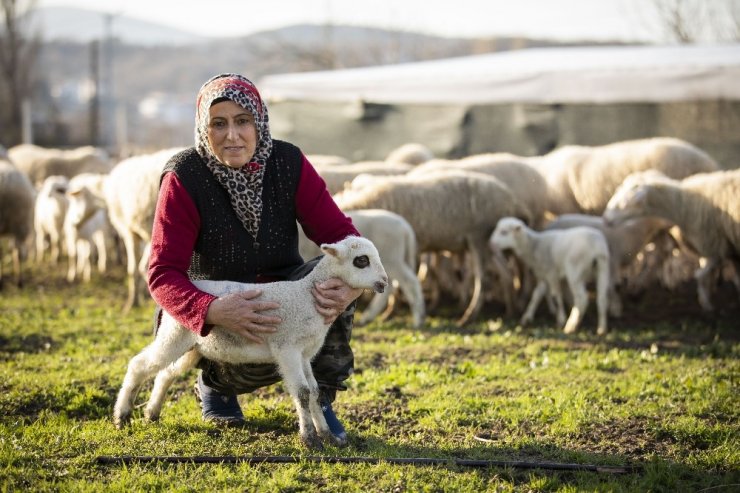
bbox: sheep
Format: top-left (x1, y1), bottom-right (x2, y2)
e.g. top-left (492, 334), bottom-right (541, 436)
top-left (0, 159), bottom-right (36, 288)
top-left (533, 137), bottom-right (721, 216)
top-left (334, 170), bottom-right (532, 325)
top-left (490, 217), bottom-right (611, 335)
top-left (306, 154), bottom-right (351, 167)
top-left (542, 213), bottom-right (675, 317)
top-left (385, 143), bottom-right (434, 166)
top-left (113, 236), bottom-right (388, 449)
top-left (7, 144), bottom-right (112, 187)
top-left (318, 161), bottom-right (413, 195)
top-left (104, 148), bottom-right (184, 311)
top-left (64, 180), bottom-right (113, 282)
top-left (299, 209), bottom-right (425, 328)
top-left (33, 175), bottom-right (70, 264)
top-left (603, 168), bottom-right (740, 312)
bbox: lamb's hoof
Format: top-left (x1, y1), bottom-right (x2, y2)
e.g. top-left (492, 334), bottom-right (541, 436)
top-left (320, 429), bottom-right (348, 448)
top-left (563, 325), bottom-right (577, 334)
top-left (597, 326), bottom-right (608, 336)
top-left (113, 413), bottom-right (129, 429)
top-left (301, 432), bottom-right (324, 451)
top-left (144, 410), bottom-right (160, 422)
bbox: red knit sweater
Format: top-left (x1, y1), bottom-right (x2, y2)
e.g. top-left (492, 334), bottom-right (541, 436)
top-left (148, 153), bottom-right (359, 336)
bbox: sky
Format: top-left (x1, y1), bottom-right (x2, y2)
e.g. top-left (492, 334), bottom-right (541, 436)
top-left (37, 0), bottom-right (668, 43)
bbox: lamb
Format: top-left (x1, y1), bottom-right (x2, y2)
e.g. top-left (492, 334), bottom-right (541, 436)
top-left (542, 213), bottom-right (674, 316)
top-left (8, 144), bottom-right (112, 187)
top-left (104, 148), bottom-right (184, 310)
top-left (113, 236), bottom-right (388, 449)
top-left (33, 175), bottom-right (69, 264)
top-left (64, 180), bottom-right (113, 282)
top-left (603, 168), bottom-right (740, 312)
top-left (0, 159), bottom-right (36, 288)
top-left (533, 137), bottom-right (720, 215)
top-left (299, 209), bottom-right (425, 328)
top-left (335, 170), bottom-right (532, 325)
top-left (490, 217), bottom-right (611, 335)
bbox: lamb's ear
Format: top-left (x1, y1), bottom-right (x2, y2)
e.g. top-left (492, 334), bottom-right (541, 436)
top-left (321, 241), bottom-right (349, 259)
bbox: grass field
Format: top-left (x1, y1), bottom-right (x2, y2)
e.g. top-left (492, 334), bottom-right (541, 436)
top-left (1, 262), bottom-right (738, 492)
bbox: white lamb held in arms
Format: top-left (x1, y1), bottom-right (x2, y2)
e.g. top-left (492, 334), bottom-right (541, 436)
top-left (490, 217), bottom-right (610, 335)
top-left (113, 236), bottom-right (388, 450)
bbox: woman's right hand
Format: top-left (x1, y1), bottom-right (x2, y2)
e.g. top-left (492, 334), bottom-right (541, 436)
top-left (205, 289), bottom-right (281, 343)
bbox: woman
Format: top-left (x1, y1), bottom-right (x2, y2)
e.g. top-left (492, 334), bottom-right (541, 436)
top-left (148, 73), bottom-right (363, 445)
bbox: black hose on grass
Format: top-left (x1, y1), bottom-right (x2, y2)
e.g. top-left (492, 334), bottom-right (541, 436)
top-left (95, 455), bottom-right (639, 474)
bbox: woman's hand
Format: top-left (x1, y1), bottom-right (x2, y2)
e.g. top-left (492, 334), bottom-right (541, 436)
top-left (312, 278), bottom-right (364, 324)
top-left (205, 289), bottom-right (281, 343)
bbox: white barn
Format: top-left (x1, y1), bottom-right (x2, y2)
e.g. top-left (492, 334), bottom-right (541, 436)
top-left (260, 43), bottom-right (740, 167)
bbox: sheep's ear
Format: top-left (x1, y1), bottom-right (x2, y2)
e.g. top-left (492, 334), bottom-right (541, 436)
top-left (321, 242), bottom-right (348, 259)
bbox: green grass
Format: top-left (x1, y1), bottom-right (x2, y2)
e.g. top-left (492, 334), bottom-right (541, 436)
top-left (0, 262), bottom-right (738, 492)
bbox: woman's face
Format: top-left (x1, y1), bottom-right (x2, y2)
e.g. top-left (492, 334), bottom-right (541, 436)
top-left (207, 100), bottom-right (258, 168)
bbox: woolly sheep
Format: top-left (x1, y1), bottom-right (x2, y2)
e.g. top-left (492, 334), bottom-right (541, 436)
top-left (317, 161), bottom-right (413, 195)
top-left (490, 217), bottom-right (611, 334)
top-left (8, 144), bottom-right (112, 187)
top-left (0, 159), bottom-right (36, 288)
top-left (306, 154), bottom-right (351, 167)
top-left (408, 153), bottom-right (550, 228)
top-left (299, 209), bottom-right (425, 328)
top-left (113, 236), bottom-right (388, 449)
top-left (604, 168), bottom-right (740, 312)
top-left (533, 137), bottom-right (720, 215)
top-left (385, 143), bottom-right (434, 166)
top-left (335, 170), bottom-right (532, 325)
top-left (34, 175), bottom-right (69, 264)
top-left (543, 213), bottom-right (674, 317)
top-left (104, 148), bottom-right (184, 310)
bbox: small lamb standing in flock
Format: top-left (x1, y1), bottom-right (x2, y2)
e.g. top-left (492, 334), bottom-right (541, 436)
top-left (490, 217), bottom-right (610, 335)
top-left (114, 236), bottom-right (388, 450)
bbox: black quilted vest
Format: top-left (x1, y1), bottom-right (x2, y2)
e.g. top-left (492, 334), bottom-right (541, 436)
top-left (161, 140), bottom-right (304, 283)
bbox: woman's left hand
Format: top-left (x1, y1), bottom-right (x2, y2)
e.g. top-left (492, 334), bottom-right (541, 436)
top-left (311, 278), bottom-right (364, 324)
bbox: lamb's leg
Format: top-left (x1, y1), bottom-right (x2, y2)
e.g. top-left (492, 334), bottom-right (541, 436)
top-left (113, 334), bottom-right (192, 428)
top-left (396, 264), bottom-right (426, 328)
top-left (274, 349), bottom-right (322, 450)
top-left (145, 349), bottom-right (201, 422)
top-left (521, 280), bottom-right (547, 326)
top-left (93, 230), bottom-right (107, 273)
top-left (563, 276), bottom-right (588, 335)
top-left (302, 359), bottom-right (345, 447)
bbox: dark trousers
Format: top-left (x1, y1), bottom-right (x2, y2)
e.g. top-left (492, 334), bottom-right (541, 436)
top-left (155, 256), bottom-right (355, 403)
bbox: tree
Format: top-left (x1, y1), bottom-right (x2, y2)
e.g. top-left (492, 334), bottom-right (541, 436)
top-left (0, 0), bottom-right (39, 146)
top-left (649, 0), bottom-right (740, 43)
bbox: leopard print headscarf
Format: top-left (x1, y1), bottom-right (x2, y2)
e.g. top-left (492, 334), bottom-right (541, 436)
top-left (194, 73), bottom-right (273, 241)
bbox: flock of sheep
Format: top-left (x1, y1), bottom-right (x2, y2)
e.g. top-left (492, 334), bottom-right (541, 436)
top-left (1, 137), bottom-right (738, 334)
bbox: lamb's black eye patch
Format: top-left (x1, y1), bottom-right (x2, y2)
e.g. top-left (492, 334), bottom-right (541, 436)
top-left (353, 255), bottom-right (369, 268)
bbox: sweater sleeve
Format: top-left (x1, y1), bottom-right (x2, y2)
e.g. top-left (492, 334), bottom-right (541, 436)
top-left (295, 154), bottom-right (360, 244)
top-left (148, 172), bottom-right (216, 336)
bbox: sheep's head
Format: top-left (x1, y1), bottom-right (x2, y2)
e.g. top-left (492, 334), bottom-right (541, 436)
top-left (490, 216), bottom-right (525, 252)
top-left (321, 236), bottom-right (388, 293)
top-left (603, 170), bottom-right (675, 226)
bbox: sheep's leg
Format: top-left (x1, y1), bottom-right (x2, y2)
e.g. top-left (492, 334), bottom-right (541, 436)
top-left (396, 265), bottom-right (426, 328)
top-left (113, 335), bottom-right (193, 428)
top-left (563, 275), bottom-right (588, 335)
top-left (694, 257), bottom-right (719, 311)
top-left (92, 230), bottom-right (107, 273)
top-left (302, 358), bottom-right (345, 447)
top-left (521, 280), bottom-right (547, 326)
top-left (274, 349), bottom-right (322, 450)
top-left (145, 349), bottom-right (201, 422)
top-left (487, 242), bottom-right (516, 317)
top-left (120, 231), bottom-right (139, 312)
top-left (607, 259), bottom-right (623, 318)
top-left (78, 241), bottom-right (92, 282)
top-left (595, 256), bottom-right (611, 335)
top-left (457, 240), bottom-right (488, 327)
